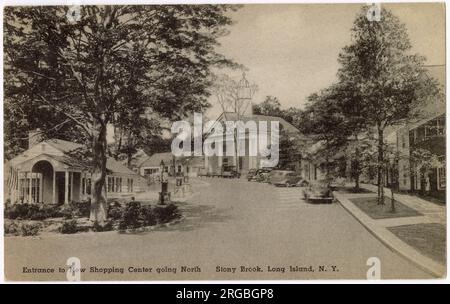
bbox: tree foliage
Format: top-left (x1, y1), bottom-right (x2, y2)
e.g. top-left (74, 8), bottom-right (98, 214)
top-left (4, 5), bottom-right (239, 222)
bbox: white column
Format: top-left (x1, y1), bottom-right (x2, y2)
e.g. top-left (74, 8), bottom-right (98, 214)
top-left (70, 172), bottom-right (74, 201)
top-left (28, 172), bottom-right (32, 203)
top-left (64, 170), bottom-right (69, 204)
top-left (39, 173), bottom-right (43, 203)
top-left (79, 173), bottom-right (83, 200)
top-left (218, 154), bottom-right (223, 171)
top-left (52, 171), bottom-right (56, 204)
top-left (16, 172), bottom-right (22, 204)
top-left (204, 155), bottom-right (209, 173)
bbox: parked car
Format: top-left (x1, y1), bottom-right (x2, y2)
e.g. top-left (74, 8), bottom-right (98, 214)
top-left (254, 168), bottom-right (272, 182)
top-left (303, 180), bottom-right (333, 204)
top-left (329, 177), bottom-right (347, 190)
top-left (221, 165), bottom-right (241, 178)
top-left (268, 170), bottom-right (295, 184)
top-left (246, 169), bottom-right (258, 181)
top-left (273, 172), bottom-right (303, 187)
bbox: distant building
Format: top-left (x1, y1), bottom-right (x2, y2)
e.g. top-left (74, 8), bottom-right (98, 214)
top-left (203, 112), bottom-right (303, 175)
top-left (5, 138), bottom-right (143, 205)
top-left (138, 152), bottom-right (204, 178)
top-left (126, 149), bottom-right (151, 174)
top-left (138, 152), bottom-right (176, 177)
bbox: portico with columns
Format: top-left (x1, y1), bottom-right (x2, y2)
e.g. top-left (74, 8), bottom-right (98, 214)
top-left (5, 138), bottom-right (141, 205)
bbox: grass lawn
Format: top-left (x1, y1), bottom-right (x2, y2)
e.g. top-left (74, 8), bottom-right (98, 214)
top-left (336, 187), bottom-right (373, 194)
top-left (388, 223), bottom-right (446, 264)
top-left (349, 197), bottom-right (422, 219)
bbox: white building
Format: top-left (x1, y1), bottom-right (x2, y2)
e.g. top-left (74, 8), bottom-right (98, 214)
top-left (5, 138), bottom-right (143, 205)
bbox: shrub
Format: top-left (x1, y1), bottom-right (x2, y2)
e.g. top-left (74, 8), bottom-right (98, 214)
top-left (59, 220), bottom-right (79, 234)
top-left (92, 220), bottom-right (114, 232)
top-left (20, 223), bottom-right (41, 236)
top-left (4, 220), bottom-right (20, 236)
top-left (69, 200), bottom-right (91, 217)
top-left (154, 203), bottom-right (181, 224)
top-left (140, 205), bottom-right (157, 226)
top-left (5, 203), bottom-right (31, 219)
top-left (5, 203), bottom-right (62, 220)
top-left (118, 201), bottom-right (142, 230)
top-left (58, 205), bottom-right (74, 219)
top-left (108, 202), bottom-right (123, 220)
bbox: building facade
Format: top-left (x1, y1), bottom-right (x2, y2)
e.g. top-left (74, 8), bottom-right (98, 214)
top-left (5, 139), bottom-right (142, 205)
top-left (203, 112), bottom-right (303, 175)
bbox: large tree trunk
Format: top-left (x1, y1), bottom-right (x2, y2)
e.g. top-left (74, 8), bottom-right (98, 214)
top-left (89, 121), bottom-right (108, 224)
top-left (354, 158), bottom-right (360, 191)
top-left (353, 135), bottom-right (360, 191)
top-left (377, 127), bottom-right (385, 205)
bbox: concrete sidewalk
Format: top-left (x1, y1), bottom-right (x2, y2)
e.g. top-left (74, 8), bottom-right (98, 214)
top-left (335, 184), bottom-right (446, 278)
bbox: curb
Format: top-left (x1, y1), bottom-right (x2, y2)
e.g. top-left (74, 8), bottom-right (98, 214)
top-left (334, 192), bottom-right (446, 278)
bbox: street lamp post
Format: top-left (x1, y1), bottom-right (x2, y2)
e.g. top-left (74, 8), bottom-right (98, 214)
top-left (159, 160), bottom-right (169, 204)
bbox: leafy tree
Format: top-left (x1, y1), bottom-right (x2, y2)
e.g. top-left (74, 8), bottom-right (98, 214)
top-left (253, 96), bottom-right (283, 117)
top-left (4, 5), bottom-right (238, 223)
top-left (299, 86), bottom-right (350, 178)
top-left (110, 108), bottom-right (162, 168)
top-left (277, 129), bottom-right (301, 170)
top-left (337, 6), bottom-right (441, 204)
top-left (410, 148), bottom-right (445, 196)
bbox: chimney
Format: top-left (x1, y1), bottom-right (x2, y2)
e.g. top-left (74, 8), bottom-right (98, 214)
top-left (28, 128), bottom-right (43, 148)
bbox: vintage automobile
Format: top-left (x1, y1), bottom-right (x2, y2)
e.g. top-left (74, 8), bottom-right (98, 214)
top-left (273, 172), bottom-right (302, 187)
top-left (254, 168), bottom-right (272, 182)
top-left (303, 180), bottom-right (334, 204)
top-left (246, 169), bottom-right (258, 181)
top-left (268, 170), bottom-right (296, 185)
top-left (221, 165), bottom-right (241, 178)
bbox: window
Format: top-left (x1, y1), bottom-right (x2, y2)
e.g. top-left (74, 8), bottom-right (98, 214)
top-left (401, 135), bottom-right (406, 149)
top-left (19, 174), bottom-right (41, 203)
top-left (438, 156), bottom-right (446, 190)
top-left (437, 116), bottom-right (446, 135)
top-left (86, 178), bottom-right (91, 195)
top-left (116, 177), bottom-right (122, 193)
top-left (127, 178), bottom-right (134, 193)
top-left (108, 176), bottom-right (114, 193)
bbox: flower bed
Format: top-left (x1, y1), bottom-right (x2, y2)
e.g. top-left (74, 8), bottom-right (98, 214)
top-left (4, 201), bottom-right (182, 237)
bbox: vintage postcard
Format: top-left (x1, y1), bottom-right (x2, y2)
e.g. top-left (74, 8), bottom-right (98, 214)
top-left (2, 1), bottom-right (447, 282)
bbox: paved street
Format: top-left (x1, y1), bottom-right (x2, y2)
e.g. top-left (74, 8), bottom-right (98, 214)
top-left (4, 178), bottom-right (432, 281)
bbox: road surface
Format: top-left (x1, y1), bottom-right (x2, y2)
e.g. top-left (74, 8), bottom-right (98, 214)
top-left (4, 178), bottom-right (432, 280)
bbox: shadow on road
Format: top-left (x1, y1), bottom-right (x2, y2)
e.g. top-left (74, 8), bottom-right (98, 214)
top-left (121, 201), bottom-right (234, 235)
top-left (161, 201), bottom-right (234, 232)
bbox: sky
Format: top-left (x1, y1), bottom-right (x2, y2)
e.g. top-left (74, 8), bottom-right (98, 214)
top-left (206, 3), bottom-right (446, 119)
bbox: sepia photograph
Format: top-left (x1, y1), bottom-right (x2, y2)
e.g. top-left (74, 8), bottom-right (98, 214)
top-left (1, 1), bottom-right (447, 282)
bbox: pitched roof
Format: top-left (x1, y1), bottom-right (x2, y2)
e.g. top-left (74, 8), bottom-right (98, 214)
top-left (125, 149), bottom-right (150, 169)
top-left (106, 158), bottom-right (136, 175)
top-left (207, 112), bottom-right (301, 136)
top-left (44, 139), bottom-right (84, 153)
top-left (13, 138), bottom-right (137, 175)
top-left (140, 152), bottom-right (175, 168)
